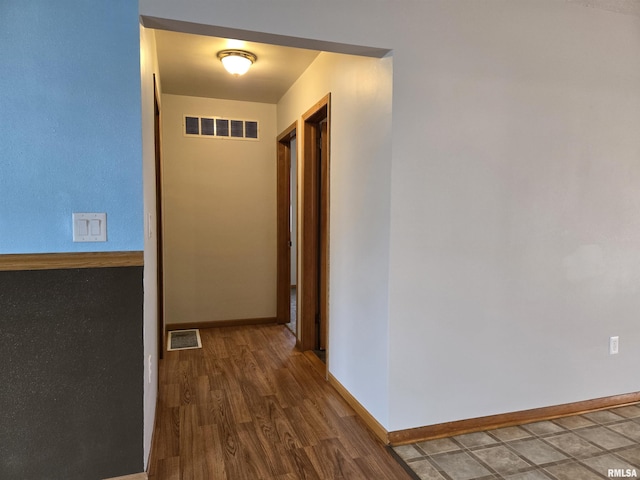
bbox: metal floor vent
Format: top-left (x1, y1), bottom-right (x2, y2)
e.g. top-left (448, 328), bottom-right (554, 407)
top-left (167, 329), bottom-right (202, 351)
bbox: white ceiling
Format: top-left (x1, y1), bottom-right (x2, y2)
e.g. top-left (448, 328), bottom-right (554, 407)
top-left (154, 29), bottom-right (321, 104)
top-left (152, 0), bottom-right (640, 104)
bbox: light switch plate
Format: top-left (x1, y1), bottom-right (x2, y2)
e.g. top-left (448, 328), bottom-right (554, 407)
top-left (73, 213), bottom-right (107, 242)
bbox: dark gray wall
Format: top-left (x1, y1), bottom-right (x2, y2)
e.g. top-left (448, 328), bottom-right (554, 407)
top-left (0, 267), bottom-right (143, 480)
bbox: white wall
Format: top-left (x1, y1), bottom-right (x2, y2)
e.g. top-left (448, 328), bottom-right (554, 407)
top-left (387, 1), bottom-right (640, 431)
top-left (139, 24), bottom-right (159, 468)
top-left (277, 52), bottom-right (393, 425)
top-left (162, 94), bottom-right (277, 325)
top-left (141, 0), bottom-right (640, 434)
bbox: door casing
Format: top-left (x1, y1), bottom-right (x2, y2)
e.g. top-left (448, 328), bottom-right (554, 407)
top-left (276, 94), bottom-right (331, 356)
top-left (276, 122), bottom-right (296, 326)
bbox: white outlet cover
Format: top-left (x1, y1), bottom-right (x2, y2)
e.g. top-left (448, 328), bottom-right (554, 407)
top-left (610, 336), bottom-right (619, 355)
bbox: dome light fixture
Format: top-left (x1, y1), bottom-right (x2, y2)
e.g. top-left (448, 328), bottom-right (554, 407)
top-left (217, 49), bottom-right (257, 76)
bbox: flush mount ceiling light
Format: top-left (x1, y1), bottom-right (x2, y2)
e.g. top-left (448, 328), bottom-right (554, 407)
top-left (217, 50), bottom-right (257, 76)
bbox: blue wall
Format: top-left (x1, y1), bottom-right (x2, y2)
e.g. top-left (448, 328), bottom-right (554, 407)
top-left (0, 0), bottom-right (142, 253)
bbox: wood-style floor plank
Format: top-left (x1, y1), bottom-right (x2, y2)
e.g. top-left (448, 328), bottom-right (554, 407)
top-left (148, 324), bottom-right (411, 480)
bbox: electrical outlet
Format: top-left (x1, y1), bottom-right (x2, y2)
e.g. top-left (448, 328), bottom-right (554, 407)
top-left (609, 336), bottom-right (619, 355)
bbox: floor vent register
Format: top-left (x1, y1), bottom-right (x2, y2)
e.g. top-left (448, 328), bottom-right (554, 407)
top-left (167, 329), bottom-right (202, 351)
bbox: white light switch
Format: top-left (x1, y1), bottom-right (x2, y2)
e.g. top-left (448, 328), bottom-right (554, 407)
top-left (76, 219), bottom-right (88, 236)
top-left (73, 213), bottom-right (107, 242)
top-left (90, 219), bottom-right (101, 236)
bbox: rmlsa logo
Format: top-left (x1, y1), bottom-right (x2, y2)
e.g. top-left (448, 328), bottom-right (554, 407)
top-left (609, 469), bottom-right (638, 478)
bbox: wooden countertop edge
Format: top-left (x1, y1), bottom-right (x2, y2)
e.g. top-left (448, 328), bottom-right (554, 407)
top-left (0, 251), bottom-right (144, 271)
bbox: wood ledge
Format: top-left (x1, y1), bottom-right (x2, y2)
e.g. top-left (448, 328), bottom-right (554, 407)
top-left (0, 251), bottom-right (144, 271)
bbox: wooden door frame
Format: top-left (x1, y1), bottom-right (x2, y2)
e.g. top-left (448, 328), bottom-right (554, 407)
top-left (276, 94), bottom-right (331, 353)
top-left (318, 120), bottom-right (328, 351)
top-left (300, 94), bottom-right (331, 353)
top-left (276, 122), bottom-right (297, 326)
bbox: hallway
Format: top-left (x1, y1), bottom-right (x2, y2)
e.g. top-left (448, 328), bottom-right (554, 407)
top-left (147, 324), bottom-right (411, 479)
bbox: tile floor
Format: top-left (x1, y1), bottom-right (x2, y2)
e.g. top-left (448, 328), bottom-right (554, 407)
top-left (393, 404), bottom-right (640, 480)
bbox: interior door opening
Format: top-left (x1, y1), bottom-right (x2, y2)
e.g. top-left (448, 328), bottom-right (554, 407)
top-left (276, 94), bottom-right (330, 368)
top-left (301, 94), bottom-right (330, 362)
top-left (277, 123), bottom-right (296, 332)
top-left (289, 136), bottom-right (298, 336)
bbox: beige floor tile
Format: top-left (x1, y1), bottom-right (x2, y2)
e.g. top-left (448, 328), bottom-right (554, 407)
top-left (611, 405), bottom-right (640, 419)
top-left (408, 459), bottom-right (447, 480)
top-left (544, 461), bottom-right (603, 480)
top-left (508, 438), bottom-right (567, 465)
top-left (394, 444), bottom-right (424, 461)
top-left (542, 432), bottom-right (603, 458)
top-left (608, 421), bottom-right (640, 442)
top-left (416, 437), bottom-right (462, 455)
top-left (453, 431), bottom-right (499, 448)
top-left (489, 425), bottom-right (532, 442)
top-left (430, 452), bottom-right (492, 480)
top-left (504, 471), bottom-right (553, 480)
top-left (552, 415), bottom-right (595, 430)
top-left (471, 445), bottom-right (532, 474)
top-left (615, 445), bottom-right (640, 466)
top-left (522, 421), bottom-right (566, 436)
top-left (581, 453), bottom-right (638, 476)
top-left (583, 410), bottom-right (626, 424)
top-left (574, 426), bottom-right (635, 450)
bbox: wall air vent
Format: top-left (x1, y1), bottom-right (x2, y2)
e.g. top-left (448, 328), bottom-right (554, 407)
top-left (245, 121), bottom-right (258, 139)
top-left (216, 119), bottom-right (229, 137)
top-left (201, 117), bottom-right (215, 136)
top-left (185, 116), bottom-right (200, 135)
top-left (231, 120), bottom-right (243, 138)
top-left (183, 115), bottom-right (259, 141)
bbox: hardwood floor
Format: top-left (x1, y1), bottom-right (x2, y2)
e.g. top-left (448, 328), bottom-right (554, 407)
top-left (148, 324), bottom-right (412, 480)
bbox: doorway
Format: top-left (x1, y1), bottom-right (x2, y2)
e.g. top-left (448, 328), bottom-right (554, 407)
top-left (277, 122), bottom-right (297, 332)
top-left (277, 95), bottom-right (330, 358)
top-left (289, 136), bottom-right (298, 336)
